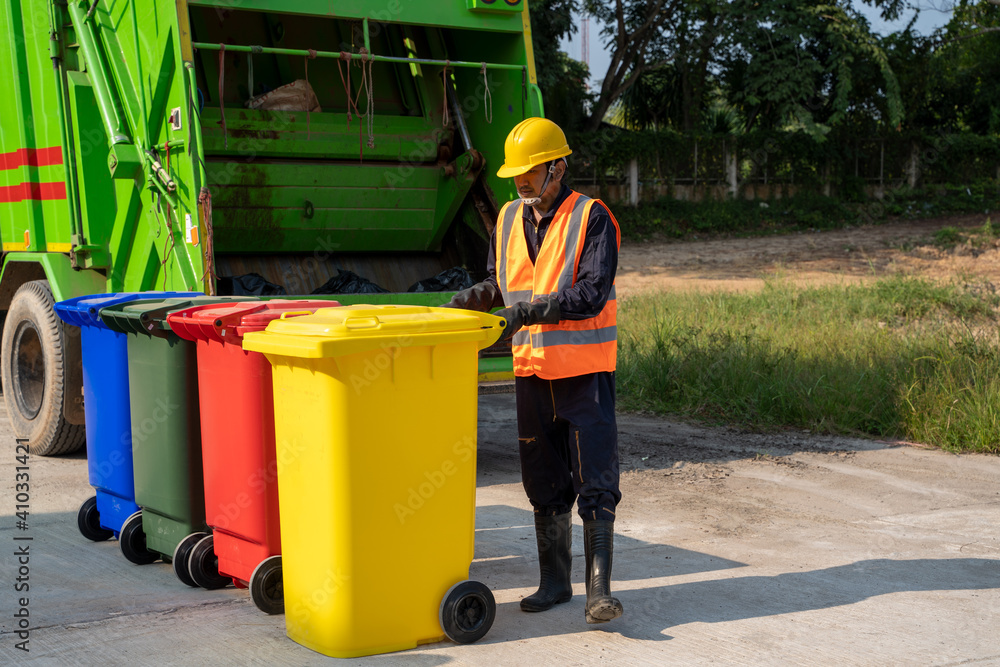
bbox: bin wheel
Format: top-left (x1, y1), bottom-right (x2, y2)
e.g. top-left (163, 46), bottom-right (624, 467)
top-left (249, 555), bottom-right (284, 615)
top-left (119, 512), bottom-right (158, 565)
top-left (188, 534), bottom-right (231, 590)
top-left (172, 532), bottom-right (208, 588)
top-left (77, 496), bottom-right (113, 542)
top-left (439, 580), bottom-right (496, 644)
top-left (0, 280), bottom-right (85, 456)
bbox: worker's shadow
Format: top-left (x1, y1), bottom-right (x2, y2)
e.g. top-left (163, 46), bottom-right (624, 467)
top-left (471, 503), bottom-right (742, 644)
top-left (471, 505), bottom-right (999, 644)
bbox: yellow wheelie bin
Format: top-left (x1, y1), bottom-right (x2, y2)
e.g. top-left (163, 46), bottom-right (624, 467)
top-left (242, 304), bottom-right (504, 658)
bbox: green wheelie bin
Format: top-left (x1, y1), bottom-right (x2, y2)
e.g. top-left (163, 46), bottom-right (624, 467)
top-left (99, 295), bottom-right (259, 587)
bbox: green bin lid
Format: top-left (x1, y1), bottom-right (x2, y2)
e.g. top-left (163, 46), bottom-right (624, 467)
top-left (242, 304), bottom-right (505, 359)
top-left (99, 296), bottom-right (261, 338)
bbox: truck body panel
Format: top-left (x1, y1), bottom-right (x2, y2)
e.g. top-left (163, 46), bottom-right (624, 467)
top-left (2, 0), bottom-right (541, 298)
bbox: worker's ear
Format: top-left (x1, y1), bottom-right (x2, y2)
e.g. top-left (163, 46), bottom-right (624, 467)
top-left (553, 159), bottom-right (567, 183)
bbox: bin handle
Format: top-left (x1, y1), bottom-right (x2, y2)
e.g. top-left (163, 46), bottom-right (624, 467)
top-left (278, 310), bottom-right (314, 320)
top-left (344, 316), bottom-right (380, 330)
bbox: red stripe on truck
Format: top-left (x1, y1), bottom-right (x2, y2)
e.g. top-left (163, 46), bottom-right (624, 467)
top-left (0, 147), bottom-right (64, 170)
top-left (0, 181), bottom-right (68, 203)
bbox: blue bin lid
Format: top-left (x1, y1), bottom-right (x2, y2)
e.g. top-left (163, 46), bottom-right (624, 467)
top-left (54, 292), bottom-right (203, 330)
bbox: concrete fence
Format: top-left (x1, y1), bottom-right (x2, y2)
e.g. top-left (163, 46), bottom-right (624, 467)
top-left (571, 136), bottom-right (1000, 206)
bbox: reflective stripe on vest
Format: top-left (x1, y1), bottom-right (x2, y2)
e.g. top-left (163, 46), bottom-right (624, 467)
top-left (496, 191), bottom-right (620, 379)
top-left (496, 200), bottom-right (520, 300)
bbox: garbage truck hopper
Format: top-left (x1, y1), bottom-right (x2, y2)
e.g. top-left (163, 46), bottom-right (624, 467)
top-left (0, 0), bottom-right (542, 454)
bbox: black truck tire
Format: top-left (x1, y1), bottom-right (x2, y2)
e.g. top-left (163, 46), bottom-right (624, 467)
top-left (1, 280), bottom-right (85, 456)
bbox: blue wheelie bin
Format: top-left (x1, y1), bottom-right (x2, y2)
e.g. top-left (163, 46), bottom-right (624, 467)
top-left (55, 292), bottom-right (201, 545)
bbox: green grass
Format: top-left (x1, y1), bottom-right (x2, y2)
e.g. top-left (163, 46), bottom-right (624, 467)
top-left (933, 226), bottom-right (963, 249)
top-left (617, 275), bottom-right (1000, 453)
top-left (889, 218), bottom-right (998, 252)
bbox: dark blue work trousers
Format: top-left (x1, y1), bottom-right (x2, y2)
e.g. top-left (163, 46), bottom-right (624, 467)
top-left (515, 371), bottom-right (621, 522)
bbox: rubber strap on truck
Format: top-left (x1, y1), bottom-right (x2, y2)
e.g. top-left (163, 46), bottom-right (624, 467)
top-left (218, 44), bottom-right (227, 149)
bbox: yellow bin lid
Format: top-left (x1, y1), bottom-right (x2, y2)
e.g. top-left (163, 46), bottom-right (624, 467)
top-left (241, 304), bottom-right (506, 359)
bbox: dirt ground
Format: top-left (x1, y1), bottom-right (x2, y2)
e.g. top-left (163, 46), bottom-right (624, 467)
top-left (611, 211), bottom-right (1000, 548)
top-left (616, 213), bottom-right (1000, 294)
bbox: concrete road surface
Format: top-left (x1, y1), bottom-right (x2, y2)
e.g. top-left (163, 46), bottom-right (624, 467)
top-left (2, 394), bottom-right (999, 666)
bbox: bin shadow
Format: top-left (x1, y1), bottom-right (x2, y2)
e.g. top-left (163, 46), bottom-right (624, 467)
top-left (472, 544), bottom-right (1000, 645)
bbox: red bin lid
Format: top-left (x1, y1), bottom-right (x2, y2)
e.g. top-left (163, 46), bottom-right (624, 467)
top-left (166, 299), bottom-right (342, 343)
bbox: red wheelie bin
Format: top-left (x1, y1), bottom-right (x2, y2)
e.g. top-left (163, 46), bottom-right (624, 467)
top-left (166, 300), bottom-right (340, 613)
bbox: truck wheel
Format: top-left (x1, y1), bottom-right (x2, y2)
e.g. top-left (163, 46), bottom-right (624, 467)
top-left (1, 280), bottom-right (85, 456)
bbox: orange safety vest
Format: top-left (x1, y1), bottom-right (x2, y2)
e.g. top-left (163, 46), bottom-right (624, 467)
top-left (495, 190), bottom-right (621, 380)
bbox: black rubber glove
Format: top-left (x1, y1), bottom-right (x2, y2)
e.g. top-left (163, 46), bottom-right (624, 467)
top-left (495, 295), bottom-right (561, 340)
top-left (442, 282), bottom-right (500, 312)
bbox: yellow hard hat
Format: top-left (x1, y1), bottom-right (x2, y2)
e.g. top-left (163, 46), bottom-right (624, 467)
top-left (496, 117), bottom-right (572, 178)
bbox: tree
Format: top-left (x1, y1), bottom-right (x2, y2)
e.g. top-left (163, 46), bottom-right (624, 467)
top-left (720, 1), bottom-right (904, 138)
top-left (614, 65), bottom-right (684, 130)
top-left (880, 20), bottom-right (944, 132)
top-left (883, 0), bottom-right (1000, 134)
top-left (579, 0), bottom-right (906, 135)
top-left (582, 0), bottom-right (686, 130)
top-left (529, 0), bottom-right (593, 131)
top-left (668, 0), bottom-right (728, 132)
top-left (529, 0), bottom-right (577, 87)
top-left (613, 0), bottom-right (729, 132)
top-left (930, 0), bottom-right (1000, 43)
top-left (928, 0), bottom-right (1000, 133)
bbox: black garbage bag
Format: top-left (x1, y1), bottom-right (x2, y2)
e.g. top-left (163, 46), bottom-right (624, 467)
top-left (311, 270), bottom-right (389, 295)
top-left (407, 266), bottom-right (476, 293)
top-left (217, 273), bottom-right (287, 296)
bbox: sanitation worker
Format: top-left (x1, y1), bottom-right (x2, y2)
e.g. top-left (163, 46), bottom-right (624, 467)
top-left (446, 117), bottom-right (622, 624)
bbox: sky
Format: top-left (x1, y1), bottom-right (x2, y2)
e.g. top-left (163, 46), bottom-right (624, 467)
top-left (558, 1), bottom-right (955, 90)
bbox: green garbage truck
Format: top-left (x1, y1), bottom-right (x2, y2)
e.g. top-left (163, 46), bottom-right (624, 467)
top-left (0, 0), bottom-right (543, 455)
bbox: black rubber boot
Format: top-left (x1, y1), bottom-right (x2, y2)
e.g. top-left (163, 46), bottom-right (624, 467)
top-left (584, 520), bottom-right (623, 624)
top-left (520, 513), bottom-right (573, 612)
